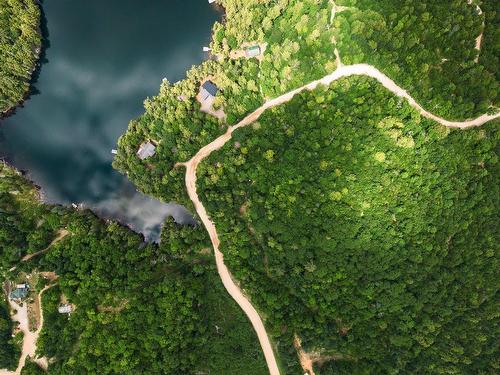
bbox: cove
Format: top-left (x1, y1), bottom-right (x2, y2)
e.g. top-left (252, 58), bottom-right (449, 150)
top-left (0, 0), bottom-right (219, 240)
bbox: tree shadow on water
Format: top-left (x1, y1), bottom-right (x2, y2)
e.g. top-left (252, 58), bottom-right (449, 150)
top-left (0, 0), bottom-right (51, 121)
top-left (29, 0), bottom-right (51, 98)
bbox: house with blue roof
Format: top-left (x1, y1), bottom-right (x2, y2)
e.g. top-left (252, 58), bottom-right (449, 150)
top-left (10, 283), bottom-right (29, 300)
top-left (199, 80), bottom-right (218, 102)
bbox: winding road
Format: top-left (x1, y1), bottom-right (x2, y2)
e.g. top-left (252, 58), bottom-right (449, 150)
top-left (0, 284), bottom-right (53, 375)
top-left (21, 229), bottom-right (69, 262)
top-left (179, 62), bottom-right (499, 375)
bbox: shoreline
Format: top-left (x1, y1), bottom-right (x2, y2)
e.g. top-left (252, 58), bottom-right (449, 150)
top-left (0, 0), bottom-right (47, 122)
top-left (0, 161), bottom-right (148, 245)
top-left (1, 1), bottom-right (211, 242)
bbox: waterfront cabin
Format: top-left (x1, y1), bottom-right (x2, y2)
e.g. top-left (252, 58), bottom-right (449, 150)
top-left (10, 284), bottom-right (29, 300)
top-left (137, 142), bottom-right (156, 160)
top-left (245, 45), bottom-right (261, 58)
top-left (199, 80), bottom-right (218, 102)
top-left (58, 304), bottom-right (73, 314)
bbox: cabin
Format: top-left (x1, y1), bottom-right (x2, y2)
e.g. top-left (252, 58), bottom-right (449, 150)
top-left (137, 142), bottom-right (156, 160)
top-left (58, 304), bottom-right (73, 314)
top-left (199, 80), bottom-right (218, 102)
top-left (10, 284), bottom-right (29, 300)
top-left (245, 45), bottom-right (261, 58)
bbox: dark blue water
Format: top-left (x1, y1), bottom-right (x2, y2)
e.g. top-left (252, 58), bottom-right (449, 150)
top-left (0, 0), bottom-right (219, 240)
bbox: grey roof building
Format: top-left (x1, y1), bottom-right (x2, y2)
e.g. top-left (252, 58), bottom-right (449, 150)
top-left (10, 284), bottom-right (29, 300)
top-left (58, 304), bottom-right (73, 314)
top-left (245, 45), bottom-right (261, 58)
top-left (137, 142), bottom-right (156, 160)
top-left (200, 80), bottom-right (218, 101)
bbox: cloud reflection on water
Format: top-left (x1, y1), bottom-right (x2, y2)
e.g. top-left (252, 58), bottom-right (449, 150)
top-left (0, 0), bottom-right (218, 241)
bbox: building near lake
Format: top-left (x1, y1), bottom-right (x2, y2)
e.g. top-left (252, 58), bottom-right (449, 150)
top-left (245, 45), bottom-right (261, 58)
top-left (199, 80), bottom-right (218, 102)
top-left (137, 142), bottom-right (156, 160)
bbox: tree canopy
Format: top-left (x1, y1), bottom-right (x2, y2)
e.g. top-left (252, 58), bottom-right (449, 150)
top-left (197, 77), bottom-right (499, 373)
top-left (0, 0), bottom-right (41, 114)
top-left (0, 162), bottom-right (267, 374)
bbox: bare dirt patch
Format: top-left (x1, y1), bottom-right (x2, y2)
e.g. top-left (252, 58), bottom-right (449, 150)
top-left (294, 334), bottom-right (352, 375)
top-left (198, 247), bottom-right (212, 255)
top-left (27, 294), bottom-right (40, 332)
top-left (60, 293), bottom-right (68, 305)
top-left (239, 201), bottom-right (249, 216)
top-left (97, 299), bottom-right (129, 313)
top-left (39, 272), bottom-right (58, 282)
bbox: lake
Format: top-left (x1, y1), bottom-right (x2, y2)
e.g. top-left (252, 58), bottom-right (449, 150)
top-left (0, 0), bottom-right (219, 240)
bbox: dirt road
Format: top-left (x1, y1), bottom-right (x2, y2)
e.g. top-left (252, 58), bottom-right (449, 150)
top-left (0, 285), bottom-right (53, 375)
top-left (180, 62), bottom-right (499, 375)
top-left (21, 229), bottom-right (69, 262)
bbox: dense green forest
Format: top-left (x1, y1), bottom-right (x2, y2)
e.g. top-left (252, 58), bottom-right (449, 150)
top-left (0, 162), bottom-right (266, 374)
top-left (479, 0), bottom-right (500, 81)
top-left (0, 0), bottom-right (41, 115)
top-left (2, 0), bottom-right (499, 373)
top-left (334, 0), bottom-right (498, 119)
top-left (196, 76), bottom-right (499, 373)
top-left (20, 360), bottom-right (45, 375)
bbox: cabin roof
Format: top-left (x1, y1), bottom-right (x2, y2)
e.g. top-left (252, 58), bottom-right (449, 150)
top-left (58, 304), bottom-right (73, 313)
top-left (201, 80), bottom-right (218, 97)
top-left (137, 142), bottom-right (156, 160)
top-left (245, 45), bottom-right (261, 57)
top-left (10, 286), bottom-right (29, 300)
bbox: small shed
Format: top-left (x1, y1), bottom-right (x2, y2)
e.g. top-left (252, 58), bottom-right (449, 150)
top-left (199, 80), bottom-right (218, 101)
top-left (245, 45), bottom-right (261, 58)
top-left (58, 304), bottom-right (73, 314)
top-left (137, 142), bottom-right (156, 160)
top-left (10, 284), bottom-right (29, 300)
